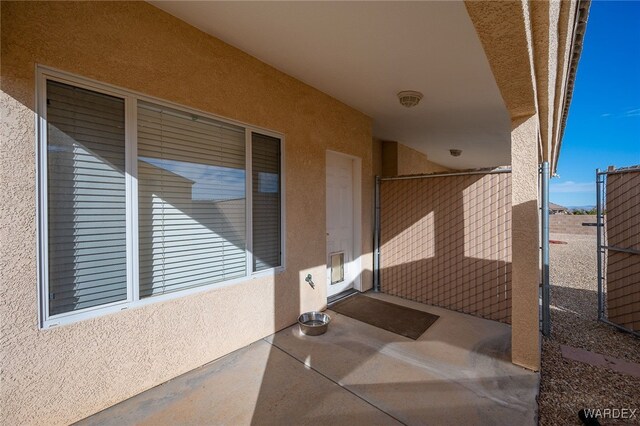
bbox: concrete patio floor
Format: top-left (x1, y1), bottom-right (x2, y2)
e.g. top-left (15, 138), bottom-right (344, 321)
top-left (78, 293), bottom-right (539, 425)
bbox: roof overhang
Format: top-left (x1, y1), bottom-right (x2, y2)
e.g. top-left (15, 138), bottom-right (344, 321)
top-left (465, 0), bottom-right (590, 174)
top-left (150, 1), bottom-right (511, 170)
top-left (150, 1), bottom-right (589, 172)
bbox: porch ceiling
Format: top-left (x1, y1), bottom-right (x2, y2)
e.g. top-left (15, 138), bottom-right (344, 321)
top-left (150, 1), bottom-right (511, 170)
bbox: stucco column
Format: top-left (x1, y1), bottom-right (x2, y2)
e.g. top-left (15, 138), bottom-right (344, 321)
top-left (510, 115), bottom-right (541, 371)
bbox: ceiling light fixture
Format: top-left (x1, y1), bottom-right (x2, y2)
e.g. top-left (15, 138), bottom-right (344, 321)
top-left (397, 91), bottom-right (423, 108)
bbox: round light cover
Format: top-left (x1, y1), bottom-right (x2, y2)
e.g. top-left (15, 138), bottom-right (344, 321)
top-left (397, 91), bottom-right (423, 108)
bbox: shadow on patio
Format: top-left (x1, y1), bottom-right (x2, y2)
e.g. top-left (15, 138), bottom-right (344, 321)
top-left (77, 293), bottom-right (538, 426)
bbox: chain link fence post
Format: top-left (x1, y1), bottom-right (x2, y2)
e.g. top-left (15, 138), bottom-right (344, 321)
top-left (541, 162), bottom-right (551, 337)
top-left (596, 168), bottom-right (605, 321)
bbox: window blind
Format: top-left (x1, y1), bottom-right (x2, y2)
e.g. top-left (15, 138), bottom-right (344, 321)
top-left (252, 133), bottom-right (281, 271)
top-left (46, 80), bottom-right (127, 315)
top-left (137, 101), bottom-right (247, 297)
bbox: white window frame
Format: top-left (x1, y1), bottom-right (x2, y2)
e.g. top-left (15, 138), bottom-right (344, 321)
top-left (36, 65), bottom-right (286, 329)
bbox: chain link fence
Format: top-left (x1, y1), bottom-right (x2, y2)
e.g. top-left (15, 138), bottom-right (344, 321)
top-left (596, 165), bottom-right (640, 336)
top-left (375, 169), bottom-right (513, 324)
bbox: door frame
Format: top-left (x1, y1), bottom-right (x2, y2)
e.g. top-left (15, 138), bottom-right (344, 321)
top-left (326, 150), bottom-right (362, 296)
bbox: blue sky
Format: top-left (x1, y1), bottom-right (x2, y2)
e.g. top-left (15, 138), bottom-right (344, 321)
top-left (140, 157), bottom-right (279, 201)
top-left (140, 157), bottom-right (246, 201)
top-left (551, 0), bottom-right (640, 207)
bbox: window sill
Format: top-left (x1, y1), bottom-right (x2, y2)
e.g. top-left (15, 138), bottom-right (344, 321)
top-left (40, 266), bottom-right (286, 330)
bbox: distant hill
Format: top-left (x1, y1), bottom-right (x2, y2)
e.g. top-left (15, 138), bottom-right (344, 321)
top-left (567, 205), bottom-right (597, 215)
top-left (567, 205), bottom-right (596, 211)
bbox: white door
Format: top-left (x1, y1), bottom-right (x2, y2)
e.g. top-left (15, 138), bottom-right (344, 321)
top-left (326, 152), bottom-right (355, 298)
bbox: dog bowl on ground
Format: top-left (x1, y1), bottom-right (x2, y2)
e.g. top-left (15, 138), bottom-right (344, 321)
top-left (298, 311), bottom-right (331, 336)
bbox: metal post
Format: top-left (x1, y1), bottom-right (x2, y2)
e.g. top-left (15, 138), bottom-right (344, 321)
top-left (373, 176), bottom-right (381, 292)
top-left (596, 169), bottom-right (604, 320)
top-left (541, 162), bottom-right (551, 336)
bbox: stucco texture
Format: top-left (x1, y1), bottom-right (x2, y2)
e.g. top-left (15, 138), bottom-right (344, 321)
top-left (0, 2), bottom-right (372, 424)
top-left (465, 0), bottom-right (578, 171)
top-left (380, 141), bottom-right (449, 177)
top-left (465, 0), bottom-right (537, 121)
top-left (510, 116), bottom-right (541, 371)
top-left (465, 0), bottom-right (580, 371)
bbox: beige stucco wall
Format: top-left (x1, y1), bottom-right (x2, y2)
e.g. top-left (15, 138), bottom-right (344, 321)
top-left (0, 2), bottom-right (373, 424)
top-left (372, 138), bottom-right (383, 176)
top-left (465, 0), bottom-right (581, 372)
top-left (381, 141), bottom-right (399, 176)
top-left (380, 141), bottom-right (449, 176)
top-left (397, 143), bottom-right (451, 175)
top-left (549, 214), bottom-right (598, 235)
top-left (510, 116), bottom-right (541, 371)
top-left (465, 1), bottom-right (538, 122)
top-left (465, 0), bottom-right (579, 173)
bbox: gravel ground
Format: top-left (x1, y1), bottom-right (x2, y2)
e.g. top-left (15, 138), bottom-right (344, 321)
top-left (538, 233), bottom-right (640, 425)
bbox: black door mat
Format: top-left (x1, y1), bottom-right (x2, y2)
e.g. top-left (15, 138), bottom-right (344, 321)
top-left (330, 294), bottom-right (439, 340)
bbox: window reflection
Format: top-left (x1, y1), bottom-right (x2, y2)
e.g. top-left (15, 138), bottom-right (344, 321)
top-left (258, 171), bottom-right (279, 194)
top-left (137, 101), bottom-right (248, 298)
top-left (139, 157), bottom-right (246, 201)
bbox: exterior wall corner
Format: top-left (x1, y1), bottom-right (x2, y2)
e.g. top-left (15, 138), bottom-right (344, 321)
top-left (510, 115), bottom-right (541, 371)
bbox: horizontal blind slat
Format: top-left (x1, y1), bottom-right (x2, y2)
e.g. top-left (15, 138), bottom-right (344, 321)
top-left (46, 80), bottom-right (128, 316)
top-left (252, 133), bottom-right (281, 272)
top-left (138, 101), bottom-right (247, 298)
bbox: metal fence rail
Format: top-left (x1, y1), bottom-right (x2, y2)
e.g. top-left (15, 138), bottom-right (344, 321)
top-left (596, 165), bottom-right (640, 337)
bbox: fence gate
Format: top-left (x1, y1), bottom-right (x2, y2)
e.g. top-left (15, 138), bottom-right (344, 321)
top-left (596, 165), bottom-right (640, 336)
top-left (373, 169), bottom-right (513, 324)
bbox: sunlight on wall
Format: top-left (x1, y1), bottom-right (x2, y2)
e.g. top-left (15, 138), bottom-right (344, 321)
top-left (379, 174), bottom-right (512, 323)
top-left (385, 212), bottom-right (435, 262)
top-left (299, 266), bottom-right (327, 314)
top-left (462, 175), bottom-right (511, 262)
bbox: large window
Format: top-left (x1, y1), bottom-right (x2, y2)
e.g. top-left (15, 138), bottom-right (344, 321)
top-left (38, 69), bottom-right (284, 327)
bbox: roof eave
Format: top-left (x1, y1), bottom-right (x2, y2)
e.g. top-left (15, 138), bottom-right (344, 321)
top-left (553, 0), bottom-right (591, 174)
